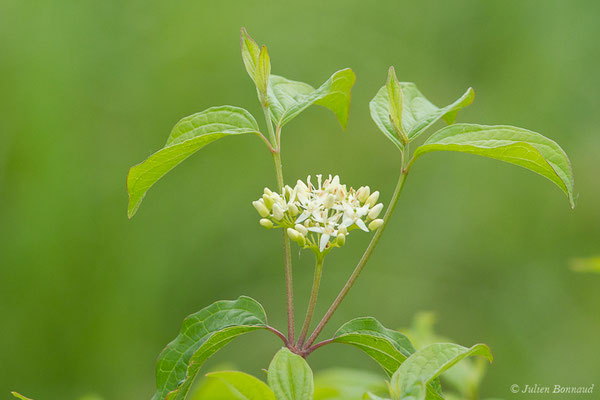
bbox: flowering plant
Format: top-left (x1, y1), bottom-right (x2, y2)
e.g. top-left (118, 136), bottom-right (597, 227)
top-left (121, 29), bottom-right (574, 400)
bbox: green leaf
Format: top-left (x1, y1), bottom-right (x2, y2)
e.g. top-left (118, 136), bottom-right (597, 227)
top-left (206, 371), bottom-right (276, 400)
top-left (370, 81), bottom-right (474, 149)
top-left (268, 348), bottom-right (314, 400)
top-left (413, 124), bottom-right (575, 208)
top-left (401, 312), bottom-right (487, 400)
top-left (267, 68), bottom-right (356, 129)
top-left (400, 382), bottom-right (426, 400)
top-left (390, 343), bottom-right (493, 400)
top-left (153, 296), bottom-right (268, 400)
top-left (127, 105), bottom-right (260, 218)
top-left (257, 46), bottom-right (271, 102)
top-left (386, 67), bottom-right (408, 144)
top-left (240, 28), bottom-right (261, 88)
top-left (314, 368), bottom-right (388, 400)
top-left (332, 317), bottom-right (416, 377)
top-left (189, 363), bottom-right (238, 400)
top-left (12, 393), bottom-right (33, 400)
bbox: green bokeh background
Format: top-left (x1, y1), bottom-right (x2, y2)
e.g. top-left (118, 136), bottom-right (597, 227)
top-left (1, 0), bottom-right (598, 399)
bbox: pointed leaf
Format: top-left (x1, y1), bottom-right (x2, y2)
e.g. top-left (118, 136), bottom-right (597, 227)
top-left (332, 317), bottom-right (416, 377)
top-left (206, 371), bottom-right (276, 400)
top-left (153, 296), bottom-right (268, 400)
top-left (127, 106), bottom-right (260, 218)
top-left (268, 348), bottom-right (314, 400)
top-left (386, 67), bottom-right (407, 144)
top-left (257, 46), bottom-right (271, 101)
top-left (267, 68), bottom-right (356, 129)
top-left (391, 343), bottom-right (492, 400)
top-left (413, 124), bottom-right (575, 207)
top-left (370, 82), bottom-right (474, 148)
top-left (240, 28), bottom-right (261, 87)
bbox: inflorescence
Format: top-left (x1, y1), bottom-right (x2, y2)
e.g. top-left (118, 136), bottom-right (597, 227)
top-left (253, 175), bottom-right (384, 254)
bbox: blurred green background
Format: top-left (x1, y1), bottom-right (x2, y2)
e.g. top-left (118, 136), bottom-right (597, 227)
top-left (1, 0), bottom-right (598, 399)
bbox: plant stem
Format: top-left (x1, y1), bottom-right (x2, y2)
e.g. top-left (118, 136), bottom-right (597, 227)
top-left (266, 325), bottom-right (288, 346)
top-left (303, 162), bottom-right (410, 349)
top-left (262, 105), bottom-right (296, 345)
top-left (297, 254), bottom-right (324, 347)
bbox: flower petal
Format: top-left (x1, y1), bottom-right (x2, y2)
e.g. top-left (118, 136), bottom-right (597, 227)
top-left (355, 219), bottom-right (369, 232)
top-left (320, 234), bottom-right (330, 252)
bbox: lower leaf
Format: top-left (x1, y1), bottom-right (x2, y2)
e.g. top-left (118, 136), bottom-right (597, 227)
top-left (390, 343), bottom-right (493, 400)
top-left (206, 371), bottom-right (276, 400)
top-left (332, 317), bottom-right (416, 377)
top-left (153, 296), bottom-right (268, 400)
top-left (268, 348), bottom-right (314, 400)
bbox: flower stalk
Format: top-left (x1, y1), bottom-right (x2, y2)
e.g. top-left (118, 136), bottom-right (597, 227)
top-left (297, 253), bottom-right (324, 347)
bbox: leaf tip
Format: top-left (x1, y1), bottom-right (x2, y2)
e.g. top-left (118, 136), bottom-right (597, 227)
top-left (466, 86), bottom-right (476, 104)
top-left (475, 343), bottom-right (494, 363)
top-left (386, 66), bottom-right (398, 85)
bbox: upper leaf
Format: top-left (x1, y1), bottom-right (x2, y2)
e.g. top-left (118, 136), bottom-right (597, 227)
top-left (206, 371), bottom-right (276, 400)
top-left (413, 124), bottom-right (575, 207)
top-left (370, 81), bottom-right (474, 149)
top-left (127, 106), bottom-right (260, 218)
top-left (240, 28), bottom-right (271, 104)
top-left (153, 296), bottom-right (268, 400)
top-left (267, 68), bottom-right (356, 129)
top-left (386, 67), bottom-right (408, 144)
top-left (390, 343), bottom-right (493, 400)
top-left (332, 317), bottom-right (416, 377)
top-left (268, 348), bottom-right (314, 400)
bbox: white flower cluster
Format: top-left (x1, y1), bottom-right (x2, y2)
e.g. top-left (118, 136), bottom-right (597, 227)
top-left (253, 174), bottom-right (384, 253)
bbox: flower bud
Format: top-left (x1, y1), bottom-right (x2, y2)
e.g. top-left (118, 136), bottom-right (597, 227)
top-left (323, 194), bottom-right (335, 209)
top-left (289, 203), bottom-right (299, 216)
top-left (338, 225), bottom-right (347, 235)
top-left (259, 219), bottom-right (273, 229)
top-left (357, 186), bottom-right (370, 203)
top-left (295, 224), bottom-right (308, 236)
top-left (368, 203), bottom-right (384, 219)
top-left (366, 191), bottom-right (380, 207)
top-left (287, 228), bottom-right (305, 246)
top-left (264, 187), bottom-right (273, 196)
top-left (272, 203), bottom-right (284, 220)
top-left (262, 194), bottom-right (274, 209)
top-left (336, 233), bottom-right (346, 246)
top-left (368, 219), bottom-right (384, 231)
top-left (252, 200), bottom-right (269, 217)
